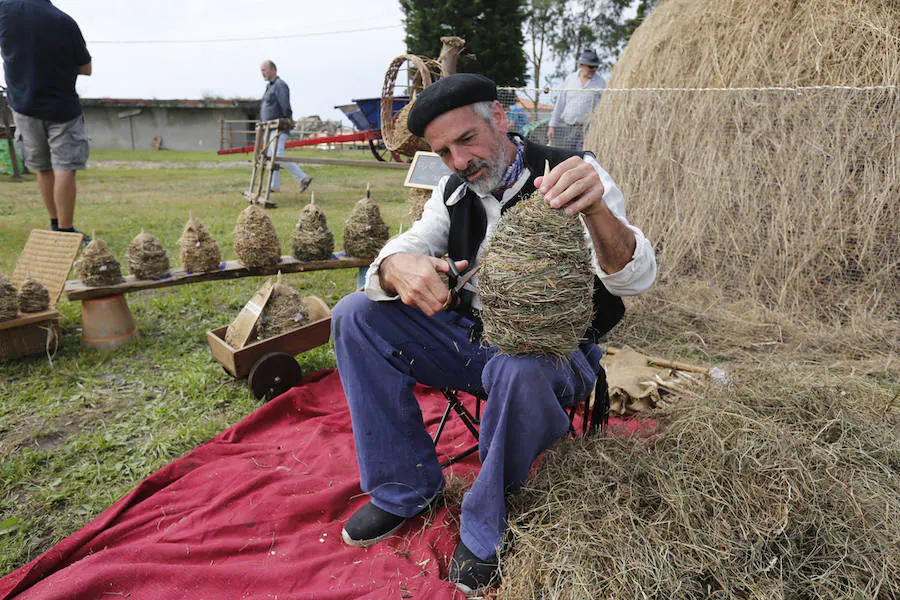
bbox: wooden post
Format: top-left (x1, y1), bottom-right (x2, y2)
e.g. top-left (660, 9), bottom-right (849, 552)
top-left (438, 37), bottom-right (466, 77)
top-left (219, 116), bottom-right (225, 151)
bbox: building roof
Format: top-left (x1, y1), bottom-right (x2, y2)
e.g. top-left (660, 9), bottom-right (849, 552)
top-left (81, 98), bottom-right (260, 109)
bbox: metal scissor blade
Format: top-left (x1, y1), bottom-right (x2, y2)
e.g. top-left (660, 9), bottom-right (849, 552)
top-left (453, 265), bottom-right (481, 293)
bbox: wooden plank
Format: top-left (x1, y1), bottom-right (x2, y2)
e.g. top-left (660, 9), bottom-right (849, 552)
top-left (65, 255), bottom-right (371, 301)
top-left (0, 309), bottom-right (61, 331)
top-left (224, 279), bottom-right (274, 348)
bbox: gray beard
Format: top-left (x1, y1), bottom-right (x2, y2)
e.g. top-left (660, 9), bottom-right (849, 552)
top-left (459, 142), bottom-right (510, 195)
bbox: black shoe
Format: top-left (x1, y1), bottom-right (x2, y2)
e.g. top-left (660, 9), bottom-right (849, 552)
top-left (448, 540), bottom-right (498, 597)
top-left (341, 501), bottom-right (409, 547)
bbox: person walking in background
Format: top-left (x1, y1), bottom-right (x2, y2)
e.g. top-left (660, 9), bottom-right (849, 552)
top-left (547, 49), bottom-right (606, 151)
top-left (259, 60), bottom-right (312, 202)
top-left (0, 0), bottom-right (92, 238)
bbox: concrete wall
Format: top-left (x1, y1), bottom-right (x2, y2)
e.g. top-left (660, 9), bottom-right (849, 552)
top-left (82, 106), bottom-right (257, 151)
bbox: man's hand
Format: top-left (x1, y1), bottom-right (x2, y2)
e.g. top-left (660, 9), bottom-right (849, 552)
top-left (379, 253), bottom-right (469, 316)
top-left (78, 62), bottom-right (92, 76)
top-left (535, 156), bottom-right (605, 217)
top-left (546, 125), bottom-right (555, 145)
top-left (535, 156), bottom-right (636, 274)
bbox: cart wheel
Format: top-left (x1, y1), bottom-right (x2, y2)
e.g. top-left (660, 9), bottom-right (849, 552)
top-left (368, 139), bottom-right (390, 162)
top-left (248, 352), bottom-right (304, 402)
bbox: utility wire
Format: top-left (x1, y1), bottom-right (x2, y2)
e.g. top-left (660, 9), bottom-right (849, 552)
top-left (89, 23), bottom-right (401, 45)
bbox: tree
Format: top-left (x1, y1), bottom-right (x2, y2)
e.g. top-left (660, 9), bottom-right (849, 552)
top-left (400, 0), bottom-right (527, 87)
top-left (522, 0), bottom-right (565, 117)
top-left (548, 0), bottom-right (660, 77)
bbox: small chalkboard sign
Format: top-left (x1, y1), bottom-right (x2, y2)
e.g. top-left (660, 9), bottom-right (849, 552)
top-left (403, 151), bottom-right (453, 190)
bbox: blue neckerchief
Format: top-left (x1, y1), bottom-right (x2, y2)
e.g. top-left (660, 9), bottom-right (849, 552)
top-left (492, 137), bottom-right (526, 201)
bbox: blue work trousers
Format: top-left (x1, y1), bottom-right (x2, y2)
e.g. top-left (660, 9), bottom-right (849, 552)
top-left (332, 292), bottom-right (602, 560)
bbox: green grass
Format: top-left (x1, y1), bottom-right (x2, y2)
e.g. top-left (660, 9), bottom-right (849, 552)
top-left (0, 151), bottom-right (409, 573)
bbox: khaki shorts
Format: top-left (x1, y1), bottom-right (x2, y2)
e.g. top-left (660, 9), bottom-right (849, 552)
top-left (12, 111), bottom-right (90, 171)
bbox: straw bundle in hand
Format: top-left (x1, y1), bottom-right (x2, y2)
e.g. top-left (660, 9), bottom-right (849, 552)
top-left (479, 191), bottom-right (594, 357)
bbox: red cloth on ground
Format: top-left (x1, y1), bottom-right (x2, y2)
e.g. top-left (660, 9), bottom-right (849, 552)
top-left (1, 369), bottom-right (651, 599)
top-left (1, 370), bottom-right (474, 600)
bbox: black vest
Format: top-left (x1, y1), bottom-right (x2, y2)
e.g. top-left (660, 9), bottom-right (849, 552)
top-left (443, 138), bottom-right (625, 341)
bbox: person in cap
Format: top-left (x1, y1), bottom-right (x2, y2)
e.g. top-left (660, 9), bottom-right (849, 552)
top-left (331, 73), bottom-right (656, 595)
top-left (547, 48), bottom-right (606, 151)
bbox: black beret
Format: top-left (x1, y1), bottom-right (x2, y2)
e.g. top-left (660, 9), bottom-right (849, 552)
top-left (407, 73), bottom-right (497, 137)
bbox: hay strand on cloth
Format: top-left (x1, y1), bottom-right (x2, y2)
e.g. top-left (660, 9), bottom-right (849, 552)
top-left (0, 276), bottom-right (18, 321)
top-left (126, 230), bottom-right (170, 280)
top-left (256, 275), bottom-right (310, 341)
top-left (479, 191), bottom-right (594, 357)
top-left (342, 188), bottom-right (390, 259)
top-left (78, 238), bottom-right (122, 287)
top-left (233, 204), bottom-right (281, 268)
top-left (290, 195), bottom-right (335, 261)
top-left (179, 214), bottom-right (221, 273)
top-left (497, 369), bottom-right (900, 599)
top-left (17, 276), bottom-right (50, 313)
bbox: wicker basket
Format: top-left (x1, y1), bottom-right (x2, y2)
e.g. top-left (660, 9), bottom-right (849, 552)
top-left (381, 54), bottom-right (441, 156)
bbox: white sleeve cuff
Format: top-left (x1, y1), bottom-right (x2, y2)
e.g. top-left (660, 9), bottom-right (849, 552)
top-left (594, 226), bottom-right (658, 296)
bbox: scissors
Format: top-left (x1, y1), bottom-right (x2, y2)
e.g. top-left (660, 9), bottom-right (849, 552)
top-left (443, 257), bottom-right (481, 310)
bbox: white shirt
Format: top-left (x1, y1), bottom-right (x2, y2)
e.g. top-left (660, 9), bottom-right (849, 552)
top-left (365, 155), bottom-right (657, 307)
top-left (549, 71), bottom-right (607, 127)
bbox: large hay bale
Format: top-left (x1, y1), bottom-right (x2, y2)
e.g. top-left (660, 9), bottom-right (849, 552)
top-left (0, 276), bottom-right (17, 321)
top-left (290, 201), bottom-right (335, 261)
top-left (342, 195), bottom-right (390, 259)
top-left (587, 0), bottom-right (900, 325)
top-left (179, 215), bottom-right (222, 273)
top-left (78, 238), bottom-right (123, 287)
top-left (233, 205), bottom-right (281, 268)
top-left (17, 277), bottom-right (50, 313)
top-left (498, 370), bottom-right (900, 599)
top-left (126, 231), bottom-right (170, 280)
top-left (479, 192), bottom-right (594, 357)
top-left (256, 281), bottom-right (310, 341)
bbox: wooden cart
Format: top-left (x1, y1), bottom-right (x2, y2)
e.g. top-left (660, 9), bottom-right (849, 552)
top-left (207, 296), bottom-right (332, 401)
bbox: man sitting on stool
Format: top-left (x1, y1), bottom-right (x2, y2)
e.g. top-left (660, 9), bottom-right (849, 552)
top-left (331, 74), bottom-right (657, 596)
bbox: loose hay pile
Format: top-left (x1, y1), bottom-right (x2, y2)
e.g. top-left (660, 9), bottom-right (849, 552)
top-left (479, 192), bottom-right (594, 356)
top-left (0, 277), bottom-right (17, 321)
top-left (342, 192), bottom-right (390, 259)
top-left (179, 215), bottom-right (221, 273)
top-left (17, 277), bottom-right (50, 313)
top-left (587, 0), bottom-right (900, 326)
top-left (498, 370), bottom-right (900, 599)
top-left (126, 231), bottom-right (170, 280)
top-left (78, 238), bottom-right (122, 287)
top-left (234, 205), bottom-right (281, 268)
top-left (290, 199), bottom-right (334, 261)
top-left (256, 281), bottom-right (310, 341)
